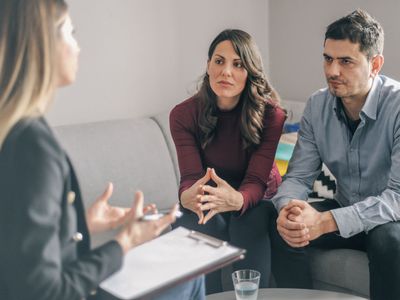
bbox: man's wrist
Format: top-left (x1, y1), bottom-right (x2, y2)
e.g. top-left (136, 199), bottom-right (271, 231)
top-left (320, 211), bottom-right (338, 234)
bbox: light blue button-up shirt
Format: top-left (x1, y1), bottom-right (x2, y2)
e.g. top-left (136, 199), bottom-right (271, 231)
top-left (272, 75), bottom-right (400, 238)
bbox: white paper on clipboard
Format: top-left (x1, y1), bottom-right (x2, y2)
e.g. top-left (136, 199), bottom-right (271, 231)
top-left (100, 226), bottom-right (245, 299)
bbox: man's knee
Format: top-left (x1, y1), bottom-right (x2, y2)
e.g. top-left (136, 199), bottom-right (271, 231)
top-left (367, 222), bottom-right (400, 260)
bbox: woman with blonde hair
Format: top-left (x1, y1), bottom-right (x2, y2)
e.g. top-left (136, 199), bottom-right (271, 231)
top-left (170, 29), bottom-right (286, 293)
top-left (0, 1), bottom-right (204, 299)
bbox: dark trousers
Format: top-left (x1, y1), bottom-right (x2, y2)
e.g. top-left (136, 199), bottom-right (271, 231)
top-left (173, 201), bottom-right (273, 294)
top-left (270, 199), bottom-right (400, 300)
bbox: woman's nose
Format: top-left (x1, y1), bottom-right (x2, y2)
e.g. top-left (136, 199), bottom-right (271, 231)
top-left (221, 64), bottom-right (233, 77)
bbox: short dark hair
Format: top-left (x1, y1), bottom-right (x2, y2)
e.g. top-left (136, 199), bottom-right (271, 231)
top-left (325, 9), bottom-right (384, 59)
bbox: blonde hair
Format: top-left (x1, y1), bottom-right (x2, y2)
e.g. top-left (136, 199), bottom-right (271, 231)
top-left (0, 0), bottom-right (68, 147)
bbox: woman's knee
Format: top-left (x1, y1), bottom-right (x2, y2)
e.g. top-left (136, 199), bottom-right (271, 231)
top-left (230, 200), bottom-right (276, 229)
top-left (175, 209), bottom-right (229, 240)
top-left (229, 201), bottom-right (276, 247)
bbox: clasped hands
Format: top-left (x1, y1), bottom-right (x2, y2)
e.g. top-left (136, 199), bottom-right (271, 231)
top-left (86, 182), bottom-right (178, 254)
top-left (277, 199), bottom-right (337, 248)
top-left (180, 168), bottom-right (244, 225)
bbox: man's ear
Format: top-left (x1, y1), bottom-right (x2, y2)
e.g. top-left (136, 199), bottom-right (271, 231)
top-left (371, 54), bottom-right (384, 77)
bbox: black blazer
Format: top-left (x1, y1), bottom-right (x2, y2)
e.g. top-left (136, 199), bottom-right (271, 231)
top-left (0, 117), bottom-right (122, 300)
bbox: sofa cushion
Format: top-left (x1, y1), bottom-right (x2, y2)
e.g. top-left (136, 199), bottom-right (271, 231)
top-left (310, 248), bottom-right (369, 298)
top-left (152, 112), bottom-right (180, 185)
top-left (55, 118), bottom-right (179, 246)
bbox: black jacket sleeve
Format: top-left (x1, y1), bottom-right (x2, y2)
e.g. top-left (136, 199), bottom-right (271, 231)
top-left (0, 118), bottom-right (123, 300)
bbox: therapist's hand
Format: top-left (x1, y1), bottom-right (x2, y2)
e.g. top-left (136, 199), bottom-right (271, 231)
top-left (115, 191), bottom-right (178, 254)
top-left (199, 168), bottom-right (244, 224)
top-left (180, 168), bottom-right (211, 224)
top-left (86, 183), bottom-right (157, 235)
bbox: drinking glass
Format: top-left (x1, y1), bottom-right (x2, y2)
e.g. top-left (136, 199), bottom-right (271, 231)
top-left (231, 269), bottom-right (260, 300)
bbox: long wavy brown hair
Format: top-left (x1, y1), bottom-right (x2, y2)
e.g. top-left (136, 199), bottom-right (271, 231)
top-left (196, 29), bottom-right (282, 150)
top-left (0, 0), bottom-right (67, 147)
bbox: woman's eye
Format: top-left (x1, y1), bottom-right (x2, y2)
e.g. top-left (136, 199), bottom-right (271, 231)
top-left (234, 62), bottom-right (243, 68)
top-left (215, 58), bottom-right (223, 65)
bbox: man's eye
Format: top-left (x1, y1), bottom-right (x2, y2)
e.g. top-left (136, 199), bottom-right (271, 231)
top-left (324, 56), bottom-right (333, 63)
top-left (341, 59), bottom-right (351, 65)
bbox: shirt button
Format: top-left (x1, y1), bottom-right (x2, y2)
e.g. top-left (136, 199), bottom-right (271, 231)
top-left (72, 232), bottom-right (83, 242)
top-left (67, 191), bottom-right (76, 205)
top-left (89, 289), bottom-right (97, 296)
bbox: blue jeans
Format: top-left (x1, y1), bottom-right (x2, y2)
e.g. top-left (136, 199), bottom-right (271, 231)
top-left (154, 276), bottom-right (205, 300)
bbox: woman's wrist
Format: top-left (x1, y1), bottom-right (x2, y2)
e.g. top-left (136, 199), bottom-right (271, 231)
top-left (114, 231), bottom-right (136, 255)
top-left (180, 190), bottom-right (189, 209)
top-left (114, 234), bottom-right (129, 254)
top-left (234, 191), bottom-right (244, 211)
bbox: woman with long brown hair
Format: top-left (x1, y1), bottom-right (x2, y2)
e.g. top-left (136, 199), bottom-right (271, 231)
top-left (0, 1), bottom-right (204, 299)
top-left (170, 29), bottom-right (286, 293)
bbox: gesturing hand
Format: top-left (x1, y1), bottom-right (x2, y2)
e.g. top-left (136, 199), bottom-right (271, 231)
top-left (86, 183), bottom-right (131, 234)
top-left (115, 191), bottom-right (178, 254)
top-left (86, 183), bottom-right (158, 235)
top-left (199, 168), bottom-right (244, 224)
top-left (180, 168), bottom-right (211, 224)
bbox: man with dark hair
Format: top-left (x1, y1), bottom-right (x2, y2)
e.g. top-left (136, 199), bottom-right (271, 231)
top-left (270, 9), bottom-right (400, 300)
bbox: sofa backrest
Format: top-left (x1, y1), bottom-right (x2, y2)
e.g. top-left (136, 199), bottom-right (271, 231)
top-left (152, 112), bottom-right (180, 185)
top-left (54, 116), bottom-right (179, 246)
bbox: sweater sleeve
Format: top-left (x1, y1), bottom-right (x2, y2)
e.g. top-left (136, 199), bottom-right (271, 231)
top-left (238, 107), bottom-right (286, 213)
top-left (169, 100), bottom-right (205, 198)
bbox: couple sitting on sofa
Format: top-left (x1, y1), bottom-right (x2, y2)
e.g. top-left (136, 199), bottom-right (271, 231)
top-left (170, 9), bottom-right (400, 300)
top-left (1, 1), bottom-right (399, 299)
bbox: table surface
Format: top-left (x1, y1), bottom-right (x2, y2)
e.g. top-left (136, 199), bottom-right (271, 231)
top-left (206, 288), bottom-right (368, 300)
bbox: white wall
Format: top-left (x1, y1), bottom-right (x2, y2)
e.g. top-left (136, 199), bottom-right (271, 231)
top-left (269, 0), bottom-right (400, 103)
top-left (48, 0), bottom-right (269, 126)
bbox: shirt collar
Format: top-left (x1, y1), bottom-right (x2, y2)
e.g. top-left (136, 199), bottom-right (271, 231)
top-left (361, 76), bottom-right (382, 120)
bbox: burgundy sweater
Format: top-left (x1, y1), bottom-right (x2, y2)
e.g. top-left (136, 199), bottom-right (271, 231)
top-left (169, 97), bottom-right (286, 213)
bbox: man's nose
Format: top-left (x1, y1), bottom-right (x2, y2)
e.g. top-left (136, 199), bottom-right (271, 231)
top-left (326, 60), bottom-right (340, 78)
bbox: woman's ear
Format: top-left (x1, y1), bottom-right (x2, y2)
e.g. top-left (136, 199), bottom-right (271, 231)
top-left (206, 60), bottom-right (210, 75)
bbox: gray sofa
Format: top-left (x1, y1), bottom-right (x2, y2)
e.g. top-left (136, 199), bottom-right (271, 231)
top-left (54, 109), bottom-right (369, 299)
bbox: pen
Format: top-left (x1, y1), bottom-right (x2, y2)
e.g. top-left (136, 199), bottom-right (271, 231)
top-left (140, 210), bottom-right (183, 221)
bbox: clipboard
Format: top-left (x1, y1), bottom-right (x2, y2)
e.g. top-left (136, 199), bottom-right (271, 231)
top-left (99, 227), bottom-right (245, 300)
